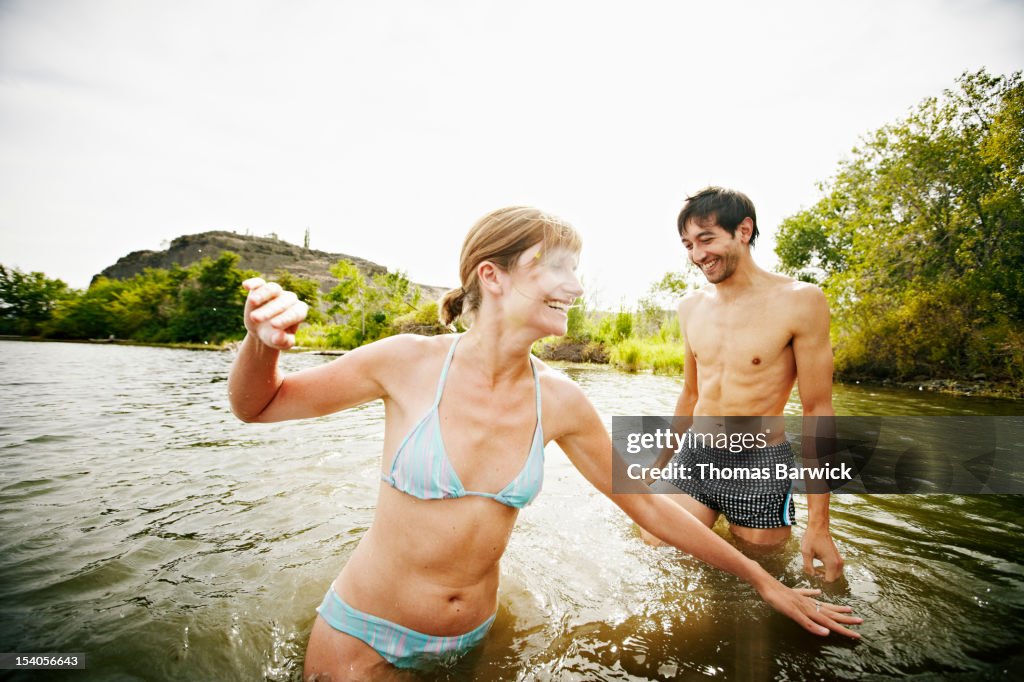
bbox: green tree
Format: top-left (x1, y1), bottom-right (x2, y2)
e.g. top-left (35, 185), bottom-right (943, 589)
top-left (635, 295), bottom-right (664, 338)
top-left (171, 252), bottom-right (255, 343)
top-left (651, 271), bottom-right (692, 300)
top-left (107, 267), bottom-right (188, 342)
top-left (327, 260), bottom-right (370, 346)
top-left (272, 269), bottom-right (324, 324)
top-left (0, 265), bottom-right (71, 335)
top-left (327, 260), bottom-right (421, 346)
top-left (49, 277), bottom-right (127, 339)
top-left (776, 69), bottom-right (1024, 381)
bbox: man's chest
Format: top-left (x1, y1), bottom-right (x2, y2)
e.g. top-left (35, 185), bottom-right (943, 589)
top-left (685, 298), bottom-right (795, 367)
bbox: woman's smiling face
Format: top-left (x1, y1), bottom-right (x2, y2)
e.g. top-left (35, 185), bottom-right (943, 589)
top-left (506, 242), bottom-right (583, 337)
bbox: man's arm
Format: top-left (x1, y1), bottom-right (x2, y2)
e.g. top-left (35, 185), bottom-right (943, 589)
top-left (791, 284), bottom-right (844, 582)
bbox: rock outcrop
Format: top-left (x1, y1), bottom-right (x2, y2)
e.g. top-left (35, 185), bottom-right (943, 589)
top-left (95, 230), bottom-right (448, 299)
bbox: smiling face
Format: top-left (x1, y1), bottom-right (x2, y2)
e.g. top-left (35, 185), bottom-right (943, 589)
top-left (505, 242), bottom-right (583, 337)
top-left (681, 218), bottom-right (748, 284)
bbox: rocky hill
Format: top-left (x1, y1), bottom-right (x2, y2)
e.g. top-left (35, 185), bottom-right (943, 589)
top-left (96, 230), bottom-right (449, 299)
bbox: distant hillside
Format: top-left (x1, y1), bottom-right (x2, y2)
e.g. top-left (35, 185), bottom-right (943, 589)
top-left (96, 230), bottom-right (449, 299)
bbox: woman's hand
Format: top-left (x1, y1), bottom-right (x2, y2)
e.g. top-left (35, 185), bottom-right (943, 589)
top-left (756, 581), bottom-right (863, 638)
top-left (242, 277), bottom-right (309, 350)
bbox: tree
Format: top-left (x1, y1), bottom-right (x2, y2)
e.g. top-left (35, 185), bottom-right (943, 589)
top-left (327, 260), bottom-right (421, 346)
top-left (776, 69), bottom-right (1024, 381)
top-left (272, 269), bottom-right (324, 324)
top-left (106, 267), bottom-right (188, 342)
top-left (0, 265), bottom-right (71, 335)
top-left (48, 277), bottom-right (126, 339)
top-left (651, 271), bottom-right (692, 301)
top-left (327, 260), bottom-right (370, 346)
top-left (171, 252), bottom-right (255, 343)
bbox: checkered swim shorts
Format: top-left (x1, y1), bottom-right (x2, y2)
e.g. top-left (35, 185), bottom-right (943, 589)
top-left (667, 439), bottom-right (796, 529)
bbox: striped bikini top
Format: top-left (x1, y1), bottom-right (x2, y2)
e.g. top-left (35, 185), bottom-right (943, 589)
top-left (381, 335), bottom-right (545, 509)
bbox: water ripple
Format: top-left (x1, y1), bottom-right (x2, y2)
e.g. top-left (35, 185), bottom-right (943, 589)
top-left (1, 340), bottom-right (1022, 679)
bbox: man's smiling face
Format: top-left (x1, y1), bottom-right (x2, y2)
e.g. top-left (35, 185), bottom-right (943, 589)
top-left (681, 218), bottom-right (744, 284)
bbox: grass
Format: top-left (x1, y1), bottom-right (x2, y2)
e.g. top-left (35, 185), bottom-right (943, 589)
top-left (609, 338), bottom-right (686, 374)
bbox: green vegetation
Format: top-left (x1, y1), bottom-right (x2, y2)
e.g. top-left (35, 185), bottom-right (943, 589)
top-left (324, 260), bottom-right (422, 347)
top-left (292, 261), bottom-right (431, 349)
top-left (0, 265), bottom-right (71, 336)
top-left (3, 249), bottom-right (691, 372)
top-left (776, 69), bottom-right (1024, 389)
top-left (608, 338), bottom-right (686, 374)
top-left (1, 254), bottom-right (254, 343)
top-left (0, 254), bottom-right (433, 348)
top-left (534, 272), bottom-right (688, 374)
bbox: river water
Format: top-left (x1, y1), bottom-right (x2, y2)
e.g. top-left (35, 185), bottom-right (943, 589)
top-left (1, 339), bottom-right (1022, 680)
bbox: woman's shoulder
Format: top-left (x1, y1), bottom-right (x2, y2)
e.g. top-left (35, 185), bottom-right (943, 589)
top-left (532, 357), bottom-right (588, 408)
top-left (362, 332), bottom-right (456, 358)
top-left (532, 358), bottom-right (603, 442)
top-left (345, 333), bottom-right (456, 378)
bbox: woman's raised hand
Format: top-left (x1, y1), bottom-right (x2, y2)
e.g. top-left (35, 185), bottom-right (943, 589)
top-left (242, 277), bottom-right (309, 350)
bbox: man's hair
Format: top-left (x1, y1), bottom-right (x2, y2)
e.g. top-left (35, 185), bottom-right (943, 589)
top-left (677, 186), bottom-right (759, 247)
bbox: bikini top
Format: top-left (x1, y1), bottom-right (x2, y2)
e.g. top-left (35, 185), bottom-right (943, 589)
top-left (381, 335), bottom-right (544, 509)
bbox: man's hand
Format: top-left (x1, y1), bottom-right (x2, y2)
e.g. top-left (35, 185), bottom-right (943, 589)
top-left (801, 525), bottom-right (844, 582)
top-left (242, 277), bottom-right (309, 351)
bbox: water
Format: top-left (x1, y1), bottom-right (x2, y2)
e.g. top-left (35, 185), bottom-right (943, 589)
top-left (1, 339), bottom-right (1022, 680)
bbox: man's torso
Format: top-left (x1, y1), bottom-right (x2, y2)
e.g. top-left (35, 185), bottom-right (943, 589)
top-left (684, 274), bottom-right (808, 420)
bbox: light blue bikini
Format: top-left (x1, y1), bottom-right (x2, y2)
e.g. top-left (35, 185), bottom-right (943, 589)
top-left (316, 335), bottom-right (545, 669)
top-left (316, 586), bottom-right (496, 669)
top-left (381, 333), bottom-right (545, 509)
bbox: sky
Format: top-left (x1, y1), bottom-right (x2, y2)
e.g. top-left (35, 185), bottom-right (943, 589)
top-left (1, 0), bottom-right (1022, 308)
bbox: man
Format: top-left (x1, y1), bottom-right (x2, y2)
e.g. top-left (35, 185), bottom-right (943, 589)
top-left (641, 186), bottom-right (844, 582)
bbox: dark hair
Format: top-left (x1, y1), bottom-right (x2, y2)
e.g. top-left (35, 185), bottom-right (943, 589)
top-left (677, 186), bottom-right (759, 247)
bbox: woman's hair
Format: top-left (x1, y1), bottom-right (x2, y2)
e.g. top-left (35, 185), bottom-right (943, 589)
top-left (439, 206), bottom-right (581, 327)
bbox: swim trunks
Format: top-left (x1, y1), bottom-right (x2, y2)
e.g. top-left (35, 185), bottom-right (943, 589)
top-left (666, 438), bottom-right (796, 529)
top-left (316, 586), bottom-right (495, 669)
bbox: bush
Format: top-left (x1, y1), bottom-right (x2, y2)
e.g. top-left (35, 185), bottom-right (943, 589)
top-left (609, 339), bottom-right (686, 374)
top-left (390, 300), bottom-right (449, 336)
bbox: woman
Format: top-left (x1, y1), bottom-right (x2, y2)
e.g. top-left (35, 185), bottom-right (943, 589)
top-left (227, 207), bottom-right (861, 679)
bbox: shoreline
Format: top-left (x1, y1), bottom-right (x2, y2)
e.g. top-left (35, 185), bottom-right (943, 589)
top-left (3, 336), bottom-right (1019, 400)
top-left (835, 375), bottom-right (1024, 401)
top-left (0, 334), bottom-right (230, 352)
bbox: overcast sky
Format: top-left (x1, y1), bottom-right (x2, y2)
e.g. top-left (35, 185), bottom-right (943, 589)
top-left (1, 0), bottom-right (1022, 307)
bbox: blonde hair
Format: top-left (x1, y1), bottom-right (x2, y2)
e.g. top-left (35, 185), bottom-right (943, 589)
top-left (439, 206), bottom-right (582, 327)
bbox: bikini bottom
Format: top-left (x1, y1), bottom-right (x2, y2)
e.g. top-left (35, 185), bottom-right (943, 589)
top-left (316, 586), bottom-right (496, 670)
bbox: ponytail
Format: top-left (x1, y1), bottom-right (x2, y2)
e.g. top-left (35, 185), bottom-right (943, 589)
top-left (440, 207), bottom-right (581, 329)
top-left (439, 287), bottom-right (467, 327)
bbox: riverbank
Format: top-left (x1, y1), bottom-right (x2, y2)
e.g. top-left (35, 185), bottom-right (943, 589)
top-left (837, 375), bottom-right (1024, 401)
top-left (4, 336), bottom-right (1019, 400)
top-left (0, 334), bottom-right (230, 352)
top-left (533, 337), bottom-right (1023, 400)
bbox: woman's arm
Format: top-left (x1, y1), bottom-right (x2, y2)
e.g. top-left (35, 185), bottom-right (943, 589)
top-left (227, 277), bottom-right (399, 423)
top-left (549, 377), bottom-right (862, 639)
